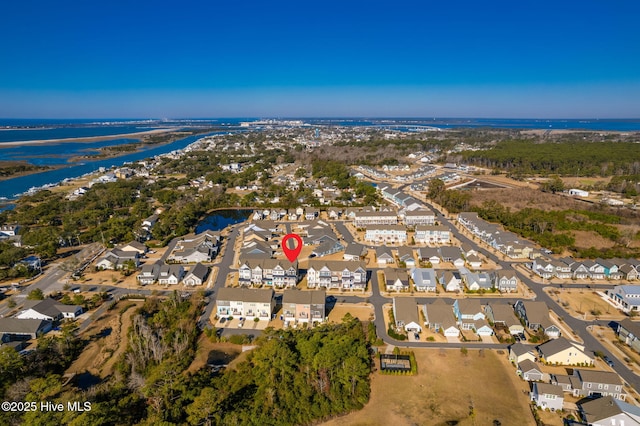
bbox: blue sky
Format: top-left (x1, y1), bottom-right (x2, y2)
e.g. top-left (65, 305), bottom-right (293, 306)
top-left (1, 1), bottom-right (639, 118)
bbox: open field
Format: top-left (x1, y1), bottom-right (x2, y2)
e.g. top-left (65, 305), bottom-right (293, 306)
top-left (327, 303), bottom-right (374, 323)
top-left (322, 348), bottom-right (535, 426)
top-left (545, 288), bottom-right (624, 321)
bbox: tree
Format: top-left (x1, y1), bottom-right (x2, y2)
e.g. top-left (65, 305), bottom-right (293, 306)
top-left (541, 175), bottom-right (565, 194)
top-left (27, 288), bottom-right (45, 300)
top-left (427, 178), bottom-right (445, 200)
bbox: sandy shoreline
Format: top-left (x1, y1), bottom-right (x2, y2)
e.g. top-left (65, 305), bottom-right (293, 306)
top-left (0, 128), bottom-right (174, 147)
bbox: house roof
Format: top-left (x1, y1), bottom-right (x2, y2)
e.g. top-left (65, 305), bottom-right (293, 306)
top-left (0, 318), bottom-right (51, 334)
top-left (538, 337), bottom-right (586, 357)
top-left (217, 287), bottom-right (274, 304)
top-left (425, 300), bottom-right (456, 328)
top-left (22, 298), bottom-right (81, 317)
top-left (518, 359), bottom-right (543, 374)
top-left (574, 369), bottom-right (623, 386)
top-left (344, 243), bottom-right (367, 257)
top-left (534, 383), bottom-right (563, 397)
top-left (488, 303), bottom-right (520, 327)
top-left (385, 269), bottom-right (409, 285)
top-left (418, 247), bottom-right (440, 258)
top-left (186, 263), bottom-right (209, 281)
top-left (455, 299), bottom-right (483, 316)
top-left (121, 240), bottom-right (147, 251)
top-left (375, 246), bottom-right (393, 258)
top-left (393, 297), bottom-right (419, 325)
top-left (510, 342), bottom-right (534, 357)
top-left (618, 318), bottom-right (640, 336)
top-left (307, 259), bottom-right (366, 272)
top-left (410, 268), bottom-right (437, 287)
top-left (580, 396), bottom-right (640, 423)
top-left (283, 289), bottom-right (326, 305)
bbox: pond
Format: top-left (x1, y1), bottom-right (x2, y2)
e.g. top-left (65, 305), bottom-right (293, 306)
top-left (195, 209), bottom-right (253, 233)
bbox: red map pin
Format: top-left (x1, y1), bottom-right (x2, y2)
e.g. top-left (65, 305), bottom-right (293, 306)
top-left (282, 233), bottom-right (303, 262)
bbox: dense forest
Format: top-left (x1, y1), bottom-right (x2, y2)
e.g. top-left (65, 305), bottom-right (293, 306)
top-left (458, 140), bottom-right (640, 178)
top-left (473, 200), bottom-right (640, 258)
top-left (0, 295), bottom-right (373, 426)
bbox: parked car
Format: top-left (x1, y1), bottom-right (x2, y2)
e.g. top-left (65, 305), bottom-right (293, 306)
top-left (414, 333), bottom-right (420, 340)
top-left (603, 356), bottom-right (614, 367)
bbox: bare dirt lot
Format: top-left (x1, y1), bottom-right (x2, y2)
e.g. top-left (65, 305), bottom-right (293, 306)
top-left (545, 288), bottom-right (624, 321)
top-left (322, 348), bottom-right (534, 426)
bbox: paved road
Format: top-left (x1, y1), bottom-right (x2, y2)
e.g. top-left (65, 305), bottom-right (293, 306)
top-left (198, 225), bottom-right (240, 329)
top-left (430, 202), bottom-right (640, 391)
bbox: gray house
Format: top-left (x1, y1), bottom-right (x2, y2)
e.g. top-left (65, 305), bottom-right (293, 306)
top-left (0, 318), bottom-right (52, 341)
top-left (530, 383), bottom-right (564, 411)
top-left (617, 318), bottom-right (640, 353)
top-left (579, 396), bottom-right (640, 425)
top-left (517, 359), bottom-right (547, 382)
top-left (183, 263), bottom-right (209, 286)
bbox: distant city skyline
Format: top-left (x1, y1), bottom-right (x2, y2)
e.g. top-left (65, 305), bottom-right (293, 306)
top-left (1, 1), bottom-right (639, 118)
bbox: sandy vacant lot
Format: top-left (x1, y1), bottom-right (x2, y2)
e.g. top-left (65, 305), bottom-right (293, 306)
top-left (322, 348), bottom-right (534, 426)
top-left (545, 288), bottom-right (624, 321)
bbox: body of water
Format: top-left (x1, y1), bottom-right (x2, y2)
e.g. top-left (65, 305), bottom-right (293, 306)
top-left (0, 131), bottom-right (226, 199)
top-left (195, 209), bottom-right (253, 233)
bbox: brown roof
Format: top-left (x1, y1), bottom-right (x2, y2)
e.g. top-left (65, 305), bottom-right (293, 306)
top-left (283, 289), bottom-right (326, 305)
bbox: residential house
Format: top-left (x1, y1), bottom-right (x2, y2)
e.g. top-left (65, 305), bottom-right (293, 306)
top-left (167, 231), bottom-right (220, 263)
top-left (96, 248), bottom-right (140, 270)
top-left (216, 288), bottom-right (275, 321)
top-left (461, 269), bottom-right (492, 291)
top-left (141, 214), bottom-right (159, 231)
top-left (365, 225), bottom-right (407, 244)
top-left (137, 262), bottom-right (161, 285)
top-left (514, 300), bottom-right (561, 338)
top-left (392, 297), bottom-right (422, 333)
top-left (385, 268), bottom-right (410, 292)
top-left (312, 239), bottom-right (345, 258)
top-left (119, 241), bottom-right (148, 256)
top-left (283, 289), bottom-right (326, 325)
top-left (518, 359), bottom-right (548, 382)
top-left (570, 369), bottom-right (626, 400)
top-left (183, 263), bottom-right (209, 286)
top-left (305, 208), bottom-right (318, 220)
top-left (396, 246), bottom-right (416, 267)
top-left (493, 270), bottom-right (519, 293)
top-left (0, 318), bottom-right (52, 341)
top-left (410, 267), bottom-right (437, 292)
top-left (584, 260), bottom-right (606, 280)
top-left (509, 343), bottom-right (537, 364)
top-left (607, 285), bottom-right (640, 313)
top-left (414, 225), bottom-right (451, 245)
top-left (343, 243), bottom-right (367, 261)
top-left (486, 303), bottom-right (524, 335)
top-left (238, 259), bottom-right (298, 288)
top-left (376, 246), bottom-right (395, 265)
top-left (439, 270), bottom-right (462, 292)
top-left (354, 210), bottom-right (398, 228)
top-left (579, 396), bottom-right (640, 426)
top-left (620, 264), bottom-right (639, 281)
top-left (452, 299), bottom-right (485, 330)
top-left (465, 254), bottom-right (482, 269)
top-left (404, 208), bottom-right (435, 227)
top-left (439, 246), bottom-right (465, 267)
top-left (617, 318), bottom-right (640, 353)
top-left (460, 243), bottom-right (478, 259)
top-left (417, 247), bottom-right (440, 265)
top-left (287, 209), bottom-right (298, 221)
top-left (306, 260), bottom-right (368, 290)
top-left (537, 337), bottom-right (594, 366)
top-left (423, 300), bottom-right (459, 337)
top-left (158, 264), bottom-right (185, 285)
top-left (16, 298), bottom-right (83, 321)
top-left (530, 383), bottom-right (564, 411)
top-left (327, 208), bottom-right (342, 219)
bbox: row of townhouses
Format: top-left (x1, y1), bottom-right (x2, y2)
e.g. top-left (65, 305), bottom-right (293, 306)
top-left (392, 298), bottom-right (560, 340)
top-left (137, 262), bottom-right (210, 286)
top-left (533, 257), bottom-right (640, 281)
top-left (457, 212), bottom-right (536, 259)
top-left (215, 288), bottom-right (327, 325)
top-left (386, 267), bottom-right (518, 293)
